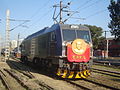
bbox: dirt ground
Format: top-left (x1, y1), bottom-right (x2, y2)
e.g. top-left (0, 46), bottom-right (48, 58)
top-left (0, 57), bottom-right (78, 90)
top-left (0, 56), bottom-right (120, 90)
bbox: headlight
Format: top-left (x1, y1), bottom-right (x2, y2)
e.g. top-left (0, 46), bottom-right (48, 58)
top-left (62, 42), bottom-right (66, 46)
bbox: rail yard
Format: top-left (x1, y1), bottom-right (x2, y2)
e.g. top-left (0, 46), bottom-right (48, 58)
top-left (0, 57), bottom-right (120, 90)
top-left (0, 0), bottom-right (120, 90)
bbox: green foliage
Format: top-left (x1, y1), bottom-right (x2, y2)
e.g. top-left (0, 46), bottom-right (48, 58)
top-left (108, 0), bottom-right (120, 40)
top-left (85, 25), bottom-right (104, 50)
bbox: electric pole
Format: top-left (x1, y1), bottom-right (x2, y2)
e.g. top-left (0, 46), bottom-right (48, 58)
top-left (60, 1), bottom-right (62, 24)
top-left (53, 1), bottom-right (72, 24)
top-left (53, 1), bottom-right (81, 24)
top-left (104, 31), bottom-right (109, 58)
top-left (17, 33), bottom-right (20, 52)
top-left (0, 35), bottom-right (1, 57)
top-left (5, 9), bottom-right (10, 61)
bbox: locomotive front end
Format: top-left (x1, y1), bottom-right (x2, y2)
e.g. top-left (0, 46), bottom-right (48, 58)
top-left (57, 24), bottom-right (93, 79)
top-left (67, 39), bottom-right (90, 63)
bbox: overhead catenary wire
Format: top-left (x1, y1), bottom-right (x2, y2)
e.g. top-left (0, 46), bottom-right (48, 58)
top-left (29, 0), bottom-right (103, 29)
top-left (85, 9), bottom-right (108, 19)
top-left (28, 7), bottom-right (53, 27)
top-left (26, 0), bottom-right (53, 30)
top-left (18, 5), bottom-right (53, 37)
top-left (10, 20), bottom-right (30, 31)
top-left (9, 19), bottom-right (30, 22)
top-left (0, 20), bottom-right (5, 26)
top-left (76, 0), bottom-right (94, 10)
top-left (79, 0), bottom-right (104, 12)
top-left (29, 0), bottom-right (50, 19)
top-left (62, 0), bottom-right (104, 23)
top-left (72, 0), bottom-right (108, 22)
top-left (0, 18), bottom-right (6, 24)
top-left (23, 0), bottom-right (51, 31)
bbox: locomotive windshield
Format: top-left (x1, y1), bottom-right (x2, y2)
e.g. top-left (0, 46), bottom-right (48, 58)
top-left (62, 29), bottom-right (91, 42)
top-left (62, 29), bottom-right (76, 41)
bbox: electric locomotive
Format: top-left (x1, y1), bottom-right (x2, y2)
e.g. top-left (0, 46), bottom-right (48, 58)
top-left (20, 24), bottom-right (93, 79)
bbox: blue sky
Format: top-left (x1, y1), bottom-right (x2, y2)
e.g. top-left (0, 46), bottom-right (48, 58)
top-left (0, 0), bottom-right (112, 40)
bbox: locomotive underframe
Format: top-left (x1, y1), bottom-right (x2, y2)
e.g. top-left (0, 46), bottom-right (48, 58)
top-left (56, 58), bottom-right (92, 78)
top-left (21, 53), bottom-right (92, 78)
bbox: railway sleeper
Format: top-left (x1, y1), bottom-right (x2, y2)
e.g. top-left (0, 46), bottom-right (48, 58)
top-left (0, 69), bottom-right (11, 90)
top-left (4, 69), bottom-right (42, 90)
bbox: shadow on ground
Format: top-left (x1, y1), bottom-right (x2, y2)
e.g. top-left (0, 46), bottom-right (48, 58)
top-left (6, 59), bottom-right (83, 81)
top-left (6, 59), bottom-right (61, 80)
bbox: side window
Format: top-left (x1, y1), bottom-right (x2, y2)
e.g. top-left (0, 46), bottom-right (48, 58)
top-left (51, 32), bottom-right (56, 41)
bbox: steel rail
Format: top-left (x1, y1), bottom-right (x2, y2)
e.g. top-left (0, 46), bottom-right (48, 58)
top-left (4, 69), bottom-right (31, 90)
top-left (92, 68), bottom-right (120, 75)
top-left (10, 61), bottom-right (34, 78)
top-left (0, 69), bottom-right (11, 90)
top-left (65, 80), bottom-right (91, 90)
top-left (83, 79), bottom-right (120, 90)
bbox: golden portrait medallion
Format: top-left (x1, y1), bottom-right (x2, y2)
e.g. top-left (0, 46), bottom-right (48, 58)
top-left (72, 39), bottom-right (87, 55)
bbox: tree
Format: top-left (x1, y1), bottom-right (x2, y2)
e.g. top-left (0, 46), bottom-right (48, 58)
top-left (108, 0), bottom-right (120, 40)
top-left (85, 25), bottom-right (105, 50)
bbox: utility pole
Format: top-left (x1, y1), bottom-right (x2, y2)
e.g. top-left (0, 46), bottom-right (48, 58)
top-left (104, 31), bottom-right (107, 59)
top-left (53, 1), bottom-right (73, 24)
top-left (16, 33), bottom-right (21, 58)
top-left (5, 9), bottom-right (10, 61)
top-left (0, 35), bottom-right (1, 57)
top-left (53, 1), bottom-right (83, 24)
top-left (4, 10), bottom-right (29, 60)
top-left (17, 33), bottom-right (20, 52)
top-left (60, 1), bottom-right (62, 24)
top-left (104, 31), bottom-right (109, 59)
top-left (106, 39), bottom-right (109, 58)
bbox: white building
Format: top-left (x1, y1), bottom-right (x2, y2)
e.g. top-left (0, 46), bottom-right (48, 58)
top-left (10, 39), bottom-right (23, 51)
top-left (10, 40), bottom-right (17, 50)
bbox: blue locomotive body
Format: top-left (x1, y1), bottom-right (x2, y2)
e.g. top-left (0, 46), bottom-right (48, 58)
top-left (21, 24), bottom-right (93, 78)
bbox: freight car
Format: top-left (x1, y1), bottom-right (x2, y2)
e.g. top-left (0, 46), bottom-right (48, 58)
top-left (20, 24), bottom-right (93, 79)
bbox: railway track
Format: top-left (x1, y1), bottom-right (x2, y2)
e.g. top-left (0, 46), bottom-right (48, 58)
top-left (83, 78), bottom-right (119, 90)
top-left (10, 61), bottom-right (34, 79)
top-left (0, 69), bottom-right (11, 90)
top-left (65, 78), bottom-right (119, 90)
top-left (93, 61), bottom-right (120, 69)
top-left (4, 69), bottom-right (32, 89)
top-left (3, 68), bottom-right (54, 90)
top-left (92, 68), bottom-right (120, 79)
top-left (3, 58), bottom-right (119, 90)
top-left (35, 80), bottom-right (54, 90)
top-left (5, 59), bottom-right (54, 90)
top-left (92, 68), bottom-right (120, 75)
top-left (65, 80), bottom-right (91, 90)
top-left (63, 67), bottom-right (120, 90)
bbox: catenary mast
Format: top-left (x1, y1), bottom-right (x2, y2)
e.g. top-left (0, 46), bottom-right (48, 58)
top-left (5, 9), bottom-right (10, 60)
